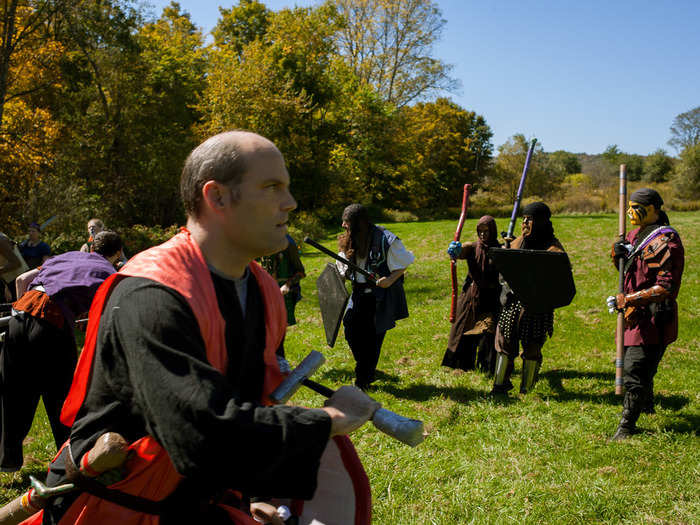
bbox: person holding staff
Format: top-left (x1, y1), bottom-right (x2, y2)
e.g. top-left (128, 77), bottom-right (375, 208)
top-left (443, 216), bottom-right (501, 373)
top-left (607, 188), bottom-right (684, 440)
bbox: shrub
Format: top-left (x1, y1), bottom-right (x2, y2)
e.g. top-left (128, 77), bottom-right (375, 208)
top-left (289, 211), bottom-right (327, 249)
top-left (121, 224), bottom-right (180, 256)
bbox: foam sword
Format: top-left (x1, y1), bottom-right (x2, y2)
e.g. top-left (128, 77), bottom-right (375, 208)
top-left (271, 351), bottom-right (424, 447)
top-left (303, 237), bottom-right (376, 283)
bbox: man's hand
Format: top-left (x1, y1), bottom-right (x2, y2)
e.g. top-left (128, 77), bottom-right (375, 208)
top-left (447, 241), bottom-right (462, 259)
top-left (606, 293), bottom-right (626, 313)
top-left (250, 501), bottom-right (285, 525)
top-left (322, 386), bottom-right (381, 436)
top-left (279, 283), bottom-right (290, 295)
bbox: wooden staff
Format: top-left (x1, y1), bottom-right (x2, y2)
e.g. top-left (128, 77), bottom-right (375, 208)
top-left (450, 184), bottom-right (471, 323)
top-left (615, 164), bottom-right (627, 395)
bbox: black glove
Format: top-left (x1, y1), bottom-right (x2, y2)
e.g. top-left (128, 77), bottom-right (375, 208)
top-left (613, 240), bottom-right (632, 259)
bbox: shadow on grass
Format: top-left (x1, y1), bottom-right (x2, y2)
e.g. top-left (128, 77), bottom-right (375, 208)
top-left (541, 369), bottom-right (692, 410)
top-left (540, 368), bottom-right (619, 405)
top-left (317, 367), bottom-right (510, 405)
top-left (657, 413), bottom-right (700, 434)
top-left (380, 381), bottom-right (518, 406)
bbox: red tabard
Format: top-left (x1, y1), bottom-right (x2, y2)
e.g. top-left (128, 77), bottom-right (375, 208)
top-left (24, 229), bottom-right (286, 525)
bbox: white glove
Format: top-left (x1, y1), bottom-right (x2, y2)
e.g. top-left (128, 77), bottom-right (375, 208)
top-left (606, 295), bottom-right (618, 314)
top-left (277, 506), bottom-right (291, 521)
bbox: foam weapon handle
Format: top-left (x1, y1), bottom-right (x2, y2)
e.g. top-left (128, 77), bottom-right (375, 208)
top-left (303, 237), bottom-right (376, 283)
top-left (449, 184), bottom-right (471, 322)
top-left (615, 164), bottom-right (627, 396)
top-left (272, 352), bottom-right (425, 447)
top-left (0, 432), bottom-right (128, 525)
top-left (0, 489), bottom-right (45, 525)
top-left (504, 138), bottom-right (537, 248)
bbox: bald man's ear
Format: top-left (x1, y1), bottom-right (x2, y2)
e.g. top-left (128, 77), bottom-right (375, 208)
top-left (201, 181), bottom-right (227, 213)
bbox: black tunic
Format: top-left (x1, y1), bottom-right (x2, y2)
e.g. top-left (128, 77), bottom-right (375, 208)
top-left (43, 271), bottom-right (331, 522)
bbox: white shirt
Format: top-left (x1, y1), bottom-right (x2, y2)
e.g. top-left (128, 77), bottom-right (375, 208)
top-left (336, 236), bottom-right (414, 284)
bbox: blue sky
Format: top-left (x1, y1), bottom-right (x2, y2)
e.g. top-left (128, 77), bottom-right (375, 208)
top-left (147, 0), bottom-right (700, 155)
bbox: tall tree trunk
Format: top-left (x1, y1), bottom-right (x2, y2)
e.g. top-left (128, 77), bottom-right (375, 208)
top-left (0, 0), bottom-right (20, 130)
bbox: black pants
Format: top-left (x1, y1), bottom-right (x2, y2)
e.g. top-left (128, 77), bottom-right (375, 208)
top-left (0, 314), bottom-right (76, 470)
top-left (343, 292), bottom-right (386, 388)
top-left (623, 344), bottom-right (665, 396)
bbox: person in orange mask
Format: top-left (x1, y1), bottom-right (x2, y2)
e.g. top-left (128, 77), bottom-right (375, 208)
top-left (607, 188), bottom-right (685, 440)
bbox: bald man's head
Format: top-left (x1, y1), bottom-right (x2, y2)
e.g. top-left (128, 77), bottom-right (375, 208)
top-left (180, 131), bottom-right (281, 217)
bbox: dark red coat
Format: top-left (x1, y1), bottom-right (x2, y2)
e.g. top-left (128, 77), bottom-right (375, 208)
top-left (622, 226), bottom-right (684, 346)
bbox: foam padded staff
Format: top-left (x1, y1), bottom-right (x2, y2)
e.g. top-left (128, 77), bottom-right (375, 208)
top-left (616, 164), bottom-right (627, 395)
top-left (449, 184), bottom-right (471, 323)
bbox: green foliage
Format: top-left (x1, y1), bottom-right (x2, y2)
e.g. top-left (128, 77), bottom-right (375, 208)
top-left (289, 211), bottom-right (327, 247)
top-left (397, 97), bottom-right (493, 210)
top-left (601, 144), bottom-right (643, 181)
top-left (672, 142), bottom-right (700, 199)
top-left (547, 150), bottom-right (581, 178)
top-left (212, 0), bottom-right (271, 56)
top-left (486, 134), bottom-right (552, 204)
top-left (668, 105), bottom-right (700, 153)
top-left (643, 148), bottom-right (674, 183)
top-left (120, 223), bottom-right (179, 255)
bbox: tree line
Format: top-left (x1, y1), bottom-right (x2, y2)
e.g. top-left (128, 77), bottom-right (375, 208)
top-left (1, 0), bottom-right (698, 247)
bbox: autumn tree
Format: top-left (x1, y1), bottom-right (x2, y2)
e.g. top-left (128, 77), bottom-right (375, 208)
top-left (0, 1), bottom-right (65, 233)
top-left (212, 0), bottom-right (270, 56)
top-left (202, 3), bottom-right (350, 211)
top-left (397, 97), bottom-right (492, 210)
top-left (668, 105), bottom-right (700, 153)
top-left (672, 142), bottom-right (700, 199)
top-left (332, 0), bottom-right (457, 107)
top-left (547, 150), bottom-right (581, 178)
top-left (486, 134), bottom-right (551, 204)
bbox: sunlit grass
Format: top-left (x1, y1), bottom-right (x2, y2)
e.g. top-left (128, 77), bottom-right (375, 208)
top-left (2, 212), bottom-right (697, 524)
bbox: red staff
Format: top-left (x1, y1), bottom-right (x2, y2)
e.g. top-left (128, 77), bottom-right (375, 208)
top-left (450, 184), bottom-right (471, 323)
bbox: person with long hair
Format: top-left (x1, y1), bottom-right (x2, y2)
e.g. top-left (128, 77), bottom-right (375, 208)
top-left (337, 204), bottom-right (414, 390)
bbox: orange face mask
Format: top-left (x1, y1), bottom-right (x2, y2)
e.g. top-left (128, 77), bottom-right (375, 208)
top-left (627, 201), bottom-right (657, 226)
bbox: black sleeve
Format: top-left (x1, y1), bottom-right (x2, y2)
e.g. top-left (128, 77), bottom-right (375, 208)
top-left (100, 277), bottom-right (331, 498)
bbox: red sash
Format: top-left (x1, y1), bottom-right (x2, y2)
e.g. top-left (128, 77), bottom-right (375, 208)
top-left (30, 230), bottom-right (286, 525)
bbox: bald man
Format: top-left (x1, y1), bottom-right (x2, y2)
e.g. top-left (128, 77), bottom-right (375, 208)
top-left (37, 131), bottom-right (378, 524)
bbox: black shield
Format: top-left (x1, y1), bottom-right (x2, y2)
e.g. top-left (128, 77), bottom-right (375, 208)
top-left (488, 248), bottom-right (576, 313)
top-left (316, 263), bottom-right (350, 347)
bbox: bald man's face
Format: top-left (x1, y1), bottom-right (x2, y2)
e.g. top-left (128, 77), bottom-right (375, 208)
top-left (221, 146), bottom-right (297, 258)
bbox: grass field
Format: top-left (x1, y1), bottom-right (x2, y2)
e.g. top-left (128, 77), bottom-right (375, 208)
top-left (2, 212), bottom-right (698, 524)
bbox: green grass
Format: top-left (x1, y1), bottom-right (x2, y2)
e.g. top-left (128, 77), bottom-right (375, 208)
top-left (2, 213), bottom-right (698, 524)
